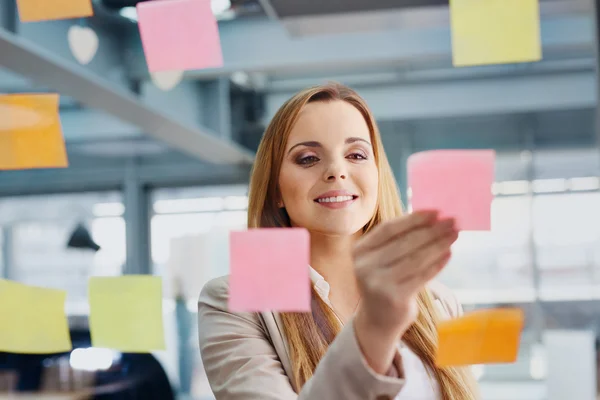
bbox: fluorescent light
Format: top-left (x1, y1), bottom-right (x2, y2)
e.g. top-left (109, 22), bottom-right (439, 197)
top-left (154, 197), bottom-right (225, 214)
top-left (491, 182), bottom-right (500, 195)
top-left (119, 6), bottom-right (138, 22)
top-left (211, 0), bottom-right (231, 15)
top-left (498, 180), bottom-right (530, 195)
top-left (70, 348), bottom-right (116, 371)
top-left (570, 177), bottom-right (600, 191)
top-left (532, 178), bottom-right (568, 194)
top-left (93, 202), bottom-right (125, 217)
top-left (119, 1), bottom-right (232, 22)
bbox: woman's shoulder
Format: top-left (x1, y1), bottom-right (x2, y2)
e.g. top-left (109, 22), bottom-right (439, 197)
top-left (198, 275), bottom-right (236, 315)
top-left (427, 280), bottom-right (464, 319)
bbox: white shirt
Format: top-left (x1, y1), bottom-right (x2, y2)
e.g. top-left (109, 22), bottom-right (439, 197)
top-left (309, 267), bottom-right (441, 400)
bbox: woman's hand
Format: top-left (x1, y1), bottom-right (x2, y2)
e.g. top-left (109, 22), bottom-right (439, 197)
top-left (351, 210), bottom-right (458, 374)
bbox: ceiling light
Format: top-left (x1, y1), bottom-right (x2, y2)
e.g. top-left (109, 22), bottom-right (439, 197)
top-left (211, 0), bottom-right (231, 15)
top-left (119, 1), bottom-right (232, 22)
top-left (570, 176), bottom-right (600, 191)
top-left (119, 6), bottom-right (138, 22)
top-left (532, 178), bottom-right (568, 194)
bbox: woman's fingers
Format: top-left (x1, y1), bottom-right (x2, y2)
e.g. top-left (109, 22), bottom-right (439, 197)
top-left (392, 249), bottom-right (453, 297)
top-left (354, 210), bottom-right (439, 254)
top-left (377, 218), bottom-right (456, 268)
top-left (391, 230), bottom-right (458, 283)
top-left (419, 250), bottom-right (452, 283)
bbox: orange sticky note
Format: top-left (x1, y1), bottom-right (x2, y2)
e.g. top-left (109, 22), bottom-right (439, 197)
top-left (436, 308), bottom-right (524, 367)
top-left (16, 0), bottom-right (93, 22)
top-left (137, 0), bottom-right (224, 73)
top-left (407, 150), bottom-right (495, 231)
top-left (229, 228), bottom-right (311, 312)
top-left (0, 94), bottom-right (68, 170)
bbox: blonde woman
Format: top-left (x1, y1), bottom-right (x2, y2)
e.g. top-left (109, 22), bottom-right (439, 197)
top-left (198, 83), bottom-right (479, 399)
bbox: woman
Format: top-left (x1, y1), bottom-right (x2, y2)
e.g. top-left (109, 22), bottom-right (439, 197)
top-left (198, 83), bottom-right (479, 399)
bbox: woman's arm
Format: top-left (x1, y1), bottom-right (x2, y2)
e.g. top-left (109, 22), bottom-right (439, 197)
top-left (198, 277), bottom-right (406, 400)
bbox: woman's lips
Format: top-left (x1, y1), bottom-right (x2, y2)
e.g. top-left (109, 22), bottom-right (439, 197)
top-left (314, 194), bottom-right (358, 209)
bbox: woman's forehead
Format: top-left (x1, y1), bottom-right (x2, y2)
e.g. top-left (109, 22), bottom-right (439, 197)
top-left (288, 101), bottom-right (371, 144)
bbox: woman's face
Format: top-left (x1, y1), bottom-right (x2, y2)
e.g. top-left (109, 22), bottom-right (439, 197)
top-left (278, 100), bottom-right (379, 237)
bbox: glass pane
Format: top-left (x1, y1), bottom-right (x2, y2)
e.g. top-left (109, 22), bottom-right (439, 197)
top-left (533, 192), bottom-right (600, 291)
top-left (150, 185), bottom-right (249, 399)
top-left (439, 195), bottom-right (534, 303)
top-left (0, 191), bottom-right (124, 310)
top-left (150, 185), bottom-right (249, 286)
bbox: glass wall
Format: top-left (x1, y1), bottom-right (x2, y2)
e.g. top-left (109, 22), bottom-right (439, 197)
top-left (149, 184), bottom-right (249, 400)
top-left (0, 191), bottom-right (125, 313)
top-left (151, 184), bottom-right (248, 293)
top-left (434, 173), bottom-right (600, 394)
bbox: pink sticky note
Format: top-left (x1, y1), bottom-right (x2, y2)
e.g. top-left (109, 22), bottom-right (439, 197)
top-left (407, 150), bottom-right (495, 231)
top-left (137, 0), bottom-right (224, 73)
top-left (229, 228), bottom-right (311, 312)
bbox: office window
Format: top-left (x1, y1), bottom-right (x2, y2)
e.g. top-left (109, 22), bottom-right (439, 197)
top-left (0, 192), bottom-right (125, 309)
top-left (439, 195), bottom-right (534, 304)
top-left (150, 185), bottom-right (248, 292)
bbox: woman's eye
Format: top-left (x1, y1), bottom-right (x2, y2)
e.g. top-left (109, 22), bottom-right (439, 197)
top-left (297, 155), bottom-right (319, 165)
top-left (347, 153), bottom-right (367, 160)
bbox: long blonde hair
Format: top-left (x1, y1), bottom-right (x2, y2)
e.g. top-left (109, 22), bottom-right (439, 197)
top-left (247, 83), bottom-right (478, 399)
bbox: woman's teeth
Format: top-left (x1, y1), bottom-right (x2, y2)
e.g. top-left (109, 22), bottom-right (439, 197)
top-left (317, 196), bottom-right (354, 203)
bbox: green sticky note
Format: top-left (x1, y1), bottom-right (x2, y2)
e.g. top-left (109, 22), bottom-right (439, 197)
top-left (450, 0), bottom-right (542, 67)
top-left (0, 279), bottom-right (72, 354)
top-left (88, 276), bottom-right (165, 352)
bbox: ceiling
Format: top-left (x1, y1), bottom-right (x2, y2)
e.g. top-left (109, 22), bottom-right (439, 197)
top-left (99, 0), bottom-right (266, 17)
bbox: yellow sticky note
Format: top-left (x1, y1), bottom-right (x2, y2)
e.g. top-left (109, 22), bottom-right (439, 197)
top-left (0, 279), bottom-right (72, 354)
top-left (450, 0), bottom-right (542, 67)
top-left (435, 308), bottom-right (524, 367)
top-left (0, 94), bottom-right (68, 171)
top-left (88, 276), bottom-right (166, 352)
top-left (16, 0), bottom-right (93, 23)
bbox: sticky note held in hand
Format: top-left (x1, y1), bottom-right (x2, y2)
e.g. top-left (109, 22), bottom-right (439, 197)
top-left (137, 0), bottom-right (224, 73)
top-left (0, 279), bottom-right (72, 354)
top-left (229, 228), bottom-right (311, 312)
top-left (88, 276), bottom-right (166, 353)
top-left (16, 0), bottom-right (93, 22)
top-left (436, 308), bottom-right (524, 367)
top-left (450, 0), bottom-right (541, 67)
top-left (407, 149), bottom-right (495, 231)
top-left (0, 94), bottom-right (68, 171)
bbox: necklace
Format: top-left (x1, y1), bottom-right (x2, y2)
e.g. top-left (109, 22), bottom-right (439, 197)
top-left (329, 298), bottom-right (361, 323)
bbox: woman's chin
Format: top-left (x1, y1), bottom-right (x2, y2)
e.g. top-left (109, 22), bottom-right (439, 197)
top-left (307, 224), bottom-right (367, 238)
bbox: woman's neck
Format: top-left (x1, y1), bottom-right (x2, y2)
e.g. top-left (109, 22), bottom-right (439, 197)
top-left (309, 232), bottom-right (362, 321)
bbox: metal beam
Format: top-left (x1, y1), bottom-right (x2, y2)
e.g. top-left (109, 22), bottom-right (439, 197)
top-left (60, 109), bottom-right (142, 141)
top-left (123, 159), bottom-right (151, 275)
top-left (264, 70), bottom-right (596, 121)
top-left (126, 13), bottom-right (593, 80)
top-left (0, 161), bottom-right (251, 196)
top-left (0, 0), bottom-right (16, 33)
top-left (0, 28), bottom-right (254, 164)
top-left (276, 0), bottom-right (590, 37)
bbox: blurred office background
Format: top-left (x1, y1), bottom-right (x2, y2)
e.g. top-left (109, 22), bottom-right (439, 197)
top-left (1, 0), bottom-right (599, 398)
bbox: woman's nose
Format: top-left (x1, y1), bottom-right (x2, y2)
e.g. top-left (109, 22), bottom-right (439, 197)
top-left (327, 173), bottom-right (346, 180)
top-left (324, 161), bottom-right (347, 181)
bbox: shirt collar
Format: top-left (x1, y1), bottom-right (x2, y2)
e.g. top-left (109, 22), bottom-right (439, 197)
top-left (309, 266), bottom-right (331, 305)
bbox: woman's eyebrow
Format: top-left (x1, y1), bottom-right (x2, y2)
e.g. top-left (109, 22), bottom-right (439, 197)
top-left (287, 141), bottom-right (321, 154)
top-left (345, 137), bottom-right (372, 146)
top-left (287, 137), bottom-right (371, 154)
